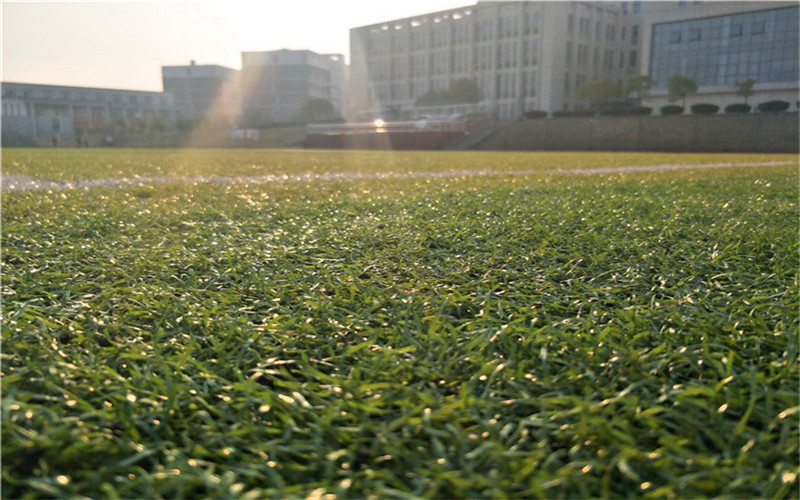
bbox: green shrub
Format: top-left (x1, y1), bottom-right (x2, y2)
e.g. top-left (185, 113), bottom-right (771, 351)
top-left (597, 106), bottom-right (652, 116)
top-left (598, 107), bottom-right (630, 116)
top-left (660, 105), bottom-right (684, 115)
top-left (552, 111), bottom-right (573, 118)
top-left (629, 106), bottom-right (653, 116)
top-left (757, 100), bottom-right (790, 112)
top-left (690, 103), bottom-right (720, 114)
top-left (523, 110), bottom-right (548, 119)
top-left (571, 109), bottom-right (596, 117)
top-left (725, 103), bottom-right (752, 114)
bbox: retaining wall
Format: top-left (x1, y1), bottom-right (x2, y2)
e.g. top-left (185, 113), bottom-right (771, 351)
top-left (476, 113), bottom-right (799, 153)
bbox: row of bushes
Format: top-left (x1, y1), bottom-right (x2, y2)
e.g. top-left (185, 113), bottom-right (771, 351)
top-left (523, 100), bottom-right (792, 119)
top-left (661, 100), bottom-right (791, 115)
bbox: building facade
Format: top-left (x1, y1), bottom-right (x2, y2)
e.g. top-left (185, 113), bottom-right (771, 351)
top-left (161, 61), bottom-right (241, 122)
top-left (240, 49), bottom-right (347, 125)
top-left (350, 1), bottom-right (798, 120)
top-left (1, 82), bottom-right (177, 145)
top-left (639, 1), bottom-right (798, 110)
top-left (350, 1), bottom-right (638, 120)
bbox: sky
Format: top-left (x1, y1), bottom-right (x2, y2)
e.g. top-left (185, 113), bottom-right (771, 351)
top-left (1, 0), bottom-right (475, 91)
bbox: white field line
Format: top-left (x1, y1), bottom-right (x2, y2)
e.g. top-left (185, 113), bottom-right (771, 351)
top-left (1, 160), bottom-right (796, 192)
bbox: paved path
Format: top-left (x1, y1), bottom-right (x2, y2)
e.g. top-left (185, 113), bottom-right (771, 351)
top-left (2, 161), bottom-right (795, 192)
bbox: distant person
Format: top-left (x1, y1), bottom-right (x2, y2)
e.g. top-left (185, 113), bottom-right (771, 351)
top-left (51, 135), bottom-right (58, 147)
top-left (104, 135), bottom-right (114, 147)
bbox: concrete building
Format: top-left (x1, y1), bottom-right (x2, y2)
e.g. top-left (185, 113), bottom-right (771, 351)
top-left (161, 61), bottom-right (241, 122)
top-left (349, 1), bottom-right (798, 120)
top-left (240, 49), bottom-right (347, 125)
top-left (1, 82), bottom-right (177, 145)
top-left (638, 1), bottom-right (798, 111)
top-left (350, 1), bottom-right (638, 119)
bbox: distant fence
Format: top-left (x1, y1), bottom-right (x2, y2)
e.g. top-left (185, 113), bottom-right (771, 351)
top-left (304, 119), bottom-right (489, 150)
top-left (116, 128), bottom-right (307, 149)
top-left (476, 113), bottom-right (799, 153)
top-left (3, 127), bottom-right (307, 149)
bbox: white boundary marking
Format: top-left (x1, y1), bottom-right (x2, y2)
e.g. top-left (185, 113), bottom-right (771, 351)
top-left (2, 161), bottom-right (796, 192)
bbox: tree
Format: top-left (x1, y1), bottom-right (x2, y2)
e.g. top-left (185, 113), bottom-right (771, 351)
top-left (624, 75), bottom-right (654, 106)
top-left (416, 90), bottom-right (448, 107)
top-left (577, 79), bottom-right (620, 109)
top-left (668, 74), bottom-right (698, 109)
top-left (415, 79), bottom-right (482, 107)
top-left (294, 98), bottom-right (337, 124)
top-left (447, 78), bottom-right (482, 104)
top-left (732, 78), bottom-right (756, 105)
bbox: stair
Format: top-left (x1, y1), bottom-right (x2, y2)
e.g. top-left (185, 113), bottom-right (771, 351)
top-left (443, 120), bottom-right (506, 150)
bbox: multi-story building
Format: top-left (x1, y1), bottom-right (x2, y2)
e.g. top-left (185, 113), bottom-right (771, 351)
top-left (161, 60), bottom-right (241, 122)
top-left (1, 81), bottom-right (177, 145)
top-left (350, 1), bottom-right (798, 120)
top-left (351, 1), bottom-right (637, 119)
top-left (639, 1), bottom-right (798, 110)
top-left (240, 49), bottom-right (347, 125)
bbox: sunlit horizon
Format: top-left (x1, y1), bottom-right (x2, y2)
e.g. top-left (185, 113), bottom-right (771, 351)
top-left (2, 0), bottom-right (476, 92)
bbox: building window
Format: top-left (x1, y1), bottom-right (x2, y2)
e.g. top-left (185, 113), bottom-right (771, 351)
top-left (629, 50), bottom-right (637, 67)
top-left (631, 25), bottom-right (639, 45)
top-left (669, 31), bottom-right (682, 43)
top-left (633, 1), bottom-right (641, 13)
top-left (525, 71), bottom-right (537, 97)
top-left (650, 6), bottom-right (798, 89)
top-left (578, 44), bottom-right (588, 64)
top-left (579, 17), bottom-right (590, 37)
top-left (532, 12), bottom-right (540, 34)
top-left (525, 40), bottom-right (539, 66)
top-left (679, 0), bottom-right (687, 6)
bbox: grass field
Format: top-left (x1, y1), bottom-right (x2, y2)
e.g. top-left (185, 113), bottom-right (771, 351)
top-left (2, 148), bottom-right (798, 499)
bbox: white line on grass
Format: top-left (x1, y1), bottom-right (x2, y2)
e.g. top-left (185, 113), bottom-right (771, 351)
top-left (2, 161), bottom-right (796, 192)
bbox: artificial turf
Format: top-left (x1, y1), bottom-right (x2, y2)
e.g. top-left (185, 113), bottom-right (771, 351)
top-left (2, 149), bottom-right (798, 498)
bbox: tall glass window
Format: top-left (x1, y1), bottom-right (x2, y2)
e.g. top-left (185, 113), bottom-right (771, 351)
top-left (650, 6), bottom-right (799, 88)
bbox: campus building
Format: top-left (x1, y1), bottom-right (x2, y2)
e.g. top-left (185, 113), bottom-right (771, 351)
top-left (161, 61), bottom-right (241, 122)
top-left (349, 1), bottom-right (799, 120)
top-left (638, 1), bottom-right (798, 110)
top-left (240, 49), bottom-right (348, 125)
top-left (1, 82), bottom-right (177, 146)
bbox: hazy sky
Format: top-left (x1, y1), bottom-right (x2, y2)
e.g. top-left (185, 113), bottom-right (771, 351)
top-left (2, 0), bottom-right (474, 91)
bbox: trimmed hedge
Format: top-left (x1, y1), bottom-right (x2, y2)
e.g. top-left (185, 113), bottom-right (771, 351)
top-left (629, 106), bottom-right (653, 116)
top-left (552, 111), bottom-right (573, 118)
top-left (523, 110), bottom-right (548, 119)
top-left (690, 103), bottom-right (720, 114)
top-left (598, 106), bottom-right (653, 116)
top-left (572, 110), bottom-right (596, 117)
top-left (660, 105), bottom-right (684, 115)
top-left (757, 100), bottom-right (790, 112)
top-left (598, 107), bottom-right (629, 116)
top-left (725, 103), bottom-right (752, 114)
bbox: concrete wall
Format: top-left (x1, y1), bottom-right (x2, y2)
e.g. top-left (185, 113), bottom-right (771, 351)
top-left (476, 112), bottom-right (799, 153)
